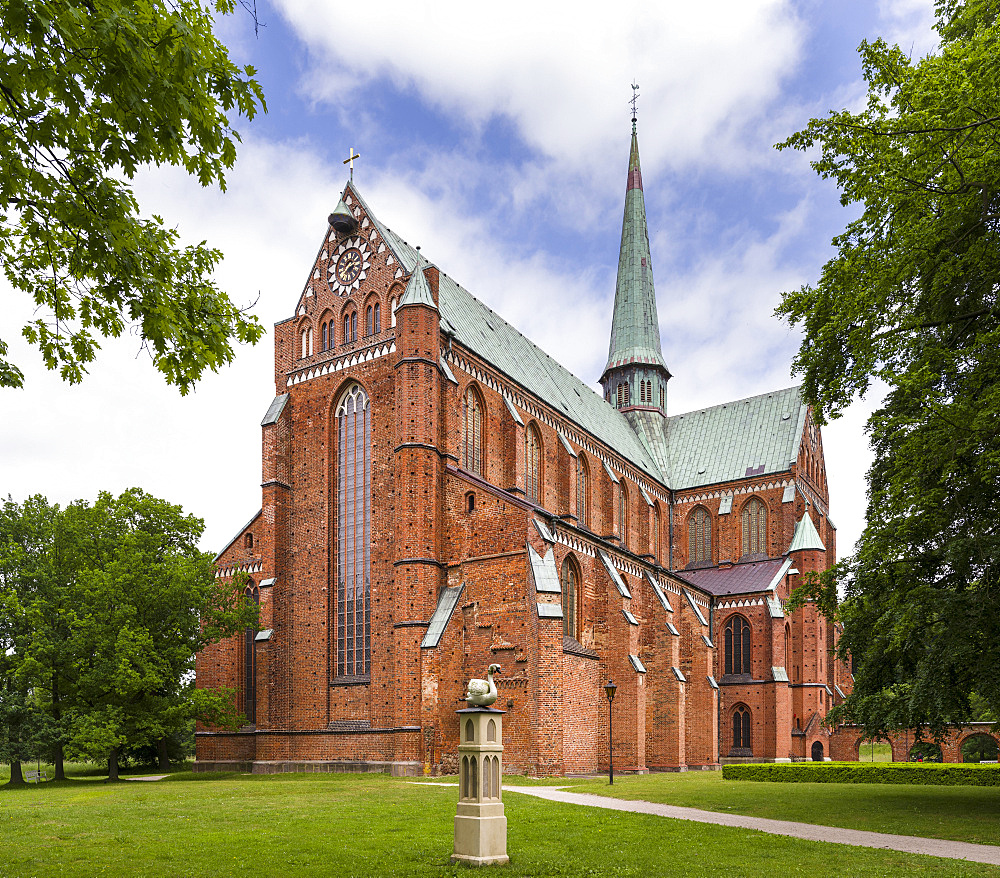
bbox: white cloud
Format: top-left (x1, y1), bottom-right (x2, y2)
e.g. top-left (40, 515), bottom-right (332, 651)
top-left (277, 0), bottom-right (806, 173)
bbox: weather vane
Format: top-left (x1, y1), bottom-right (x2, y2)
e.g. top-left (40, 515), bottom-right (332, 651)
top-left (630, 82), bottom-right (640, 125)
top-left (344, 147), bottom-right (361, 181)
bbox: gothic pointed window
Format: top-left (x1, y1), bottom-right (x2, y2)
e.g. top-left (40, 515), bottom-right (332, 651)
top-left (343, 313), bottom-right (350, 344)
top-left (741, 497), bottom-right (767, 557)
top-left (724, 615), bottom-right (752, 675)
top-left (652, 503), bottom-right (661, 562)
top-left (365, 305), bottom-right (373, 336)
top-left (243, 583), bottom-right (260, 724)
top-left (321, 322), bottom-right (329, 352)
top-left (526, 424), bottom-right (542, 503)
top-left (688, 506), bottom-right (712, 564)
top-left (618, 482), bottom-right (629, 547)
top-left (576, 454), bottom-right (589, 528)
top-left (373, 302), bottom-right (380, 334)
top-left (462, 386), bottom-right (483, 476)
top-left (560, 557), bottom-right (578, 639)
top-left (335, 384), bottom-right (371, 679)
top-left (731, 704), bottom-right (752, 755)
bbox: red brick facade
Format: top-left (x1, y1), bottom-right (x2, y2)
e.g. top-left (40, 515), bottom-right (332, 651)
top-left (195, 182), bottom-right (851, 775)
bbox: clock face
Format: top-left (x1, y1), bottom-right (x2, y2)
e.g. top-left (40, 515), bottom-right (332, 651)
top-left (328, 237), bottom-right (372, 295)
top-left (336, 248), bottom-right (363, 285)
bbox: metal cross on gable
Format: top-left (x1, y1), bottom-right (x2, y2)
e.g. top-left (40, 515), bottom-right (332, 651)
top-left (344, 147), bottom-right (361, 180)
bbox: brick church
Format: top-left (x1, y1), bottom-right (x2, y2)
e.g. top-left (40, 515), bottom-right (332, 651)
top-left (195, 121), bottom-right (852, 775)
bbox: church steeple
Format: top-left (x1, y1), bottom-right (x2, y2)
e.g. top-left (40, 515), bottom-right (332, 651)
top-left (600, 113), bottom-right (672, 478)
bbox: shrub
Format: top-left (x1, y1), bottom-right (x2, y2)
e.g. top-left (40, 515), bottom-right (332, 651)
top-left (721, 762), bottom-right (1000, 786)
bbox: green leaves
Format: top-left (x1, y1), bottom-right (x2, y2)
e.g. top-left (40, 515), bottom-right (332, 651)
top-left (0, 489), bottom-right (258, 767)
top-left (777, 2), bottom-right (1000, 737)
top-left (0, 0), bottom-right (266, 391)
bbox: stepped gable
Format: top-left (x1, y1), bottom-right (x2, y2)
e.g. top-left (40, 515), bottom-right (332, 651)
top-left (349, 185), bottom-right (665, 483)
top-left (666, 385), bottom-right (807, 490)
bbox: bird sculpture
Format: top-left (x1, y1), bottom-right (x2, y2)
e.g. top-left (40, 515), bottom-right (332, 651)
top-left (465, 664), bottom-right (501, 707)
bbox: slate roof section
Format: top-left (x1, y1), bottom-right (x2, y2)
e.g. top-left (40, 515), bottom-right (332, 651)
top-left (630, 654), bottom-right (648, 673)
top-left (677, 558), bottom-right (788, 597)
top-left (666, 386), bottom-right (807, 490)
top-left (527, 544), bottom-right (560, 593)
top-left (644, 571), bottom-right (672, 613)
top-left (421, 584), bottom-right (464, 648)
top-left (537, 602), bottom-right (563, 619)
top-left (348, 183), bottom-right (665, 482)
top-left (772, 666), bottom-right (789, 682)
top-left (598, 550), bottom-right (632, 598)
top-left (261, 394), bottom-right (289, 426)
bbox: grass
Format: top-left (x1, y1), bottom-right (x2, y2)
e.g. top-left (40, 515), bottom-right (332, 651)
top-left (0, 770), bottom-right (997, 877)
top-left (561, 771), bottom-right (1000, 847)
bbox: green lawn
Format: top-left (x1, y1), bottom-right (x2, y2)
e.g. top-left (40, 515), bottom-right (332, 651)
top-left (0, 770), bottom-right (997, 877)
top-left (561, 771), bottom-right (1000, 847)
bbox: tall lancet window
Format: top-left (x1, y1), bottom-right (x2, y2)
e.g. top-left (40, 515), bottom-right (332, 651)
top-left (462, 386), bottom-right (483, 475)
top-left (526, 424), bottom-right (542, 503)
top-left (576, 454), bottom-right (589, 528)
top-left (336, 384), bottom-right (371, 678)
top-left (741, 497), bottom-right (767, 557)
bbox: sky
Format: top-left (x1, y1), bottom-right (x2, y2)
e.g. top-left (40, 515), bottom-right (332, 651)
top-left (1, 0), bottom-right (940, 557)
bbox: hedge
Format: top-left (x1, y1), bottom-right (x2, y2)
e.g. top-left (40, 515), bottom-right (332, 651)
top-left (721, 762), bottom-right (1000, 786)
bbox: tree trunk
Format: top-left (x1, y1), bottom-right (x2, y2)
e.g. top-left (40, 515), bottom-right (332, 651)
top-left (108, 748), bottom-right (120, 782)
top-left (157, 737), bottom-right (170, 771)
top-left (52, 677), bottom-right (66, 780)
top-left (9, 759), bottom-right (25, 786)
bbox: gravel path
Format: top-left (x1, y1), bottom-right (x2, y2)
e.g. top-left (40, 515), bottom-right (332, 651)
top-left (502, 785), bottom-right (1000, 866)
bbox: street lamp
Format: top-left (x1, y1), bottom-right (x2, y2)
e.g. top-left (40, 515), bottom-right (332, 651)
top-left (604, 679), bottom-right (617, 785)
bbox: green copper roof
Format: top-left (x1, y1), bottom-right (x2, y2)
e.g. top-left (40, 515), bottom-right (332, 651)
top-left (603, 127), bottom-right (667, 378)
top-left (345, 183), bottom-right (666, 482)
top-left (665, 386), bottom-right (807, 489)
top-left (788, 511), bottom-right (826, 553)
top-left (398, 255), bottom-right (436, 310)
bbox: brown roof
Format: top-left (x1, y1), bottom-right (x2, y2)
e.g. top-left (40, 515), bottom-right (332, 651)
top-left (675, 558), bottom-right (786, 597)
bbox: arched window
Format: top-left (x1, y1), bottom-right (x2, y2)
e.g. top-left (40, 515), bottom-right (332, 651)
top-left (343, 313), bottom-right (350, 344)
top-left (560, 557), bottom-right (578, 639)
top-left (462, 386), bottom-right (483, 476)
top-left (784, 622), bottom-right (791, 667)
top-left (244, 533), bottom-right (254, 550)
top-left (731, 705), bottom-right (751, 755)
top-left (652, 504), bottom-right (661, 561)
top-left (724, 615), bottom-right (752, 675)
top-left (373, 302), bottom-right (380, 334)
top-left (688, 506), bottom-right (711, 564)
top-left (526, 424), bottom-right (542, 503)
top-left (243, 584), bottom-right (260, 725)
top-left (616, 382), bottom-right (630, 408)
top-left (618, 482), bottom-right (629, 547)
top-left (351, 312), bottom-right (357, 341)
top-left (321, 322), bottom-right (329, 351)
top-left (365, 305), bottom-right (373, 336)
top-left (335, 384), bottom-right (371, 678)
top-left (300, 326), bottom-right (312, 358)
top-left (390, 298), bottom-right (397, 327)
top-left (741, 497), bottom-right (767, 557)
top-left (576, 455), bottom-right (589, 528)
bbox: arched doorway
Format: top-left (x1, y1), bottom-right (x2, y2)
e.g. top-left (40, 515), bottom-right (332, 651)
top-left (811, 741), bottom-right (824, 762)
top-left (909, 741), bottom-right (943, 762)
top-left (961, 734), bottom-right (999, 763)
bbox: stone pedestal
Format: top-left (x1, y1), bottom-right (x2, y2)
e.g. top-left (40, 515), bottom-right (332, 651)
top-left (452, 707), bottom-right (508, 866)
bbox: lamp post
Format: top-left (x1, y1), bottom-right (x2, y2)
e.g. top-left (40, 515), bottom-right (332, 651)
top-left (604, 679), bottom-right (617, 785)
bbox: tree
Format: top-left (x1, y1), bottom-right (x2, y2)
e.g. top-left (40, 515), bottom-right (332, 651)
top-left (0, 0), bottom-right (265, 392)
top-left (777, 0), bottom-right (1000, 741)
top-left (0, 490), bottom-right (255, 781)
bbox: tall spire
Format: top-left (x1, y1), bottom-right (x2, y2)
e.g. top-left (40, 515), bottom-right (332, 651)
top-left (600, 108), bottom-right (672, 479)
top-left (600, 117), bottom-right (670, 400)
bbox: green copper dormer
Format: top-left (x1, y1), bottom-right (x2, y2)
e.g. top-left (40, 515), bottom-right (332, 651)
top-left (599, 122), bottom-right (672, 477)
top-left (600, 123), bottom-right (671, 415)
